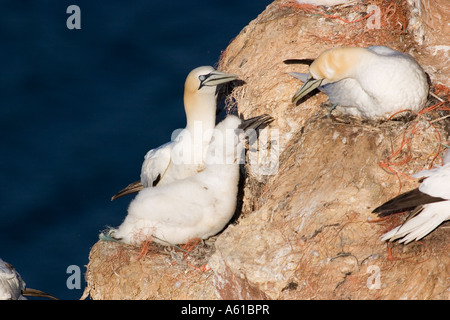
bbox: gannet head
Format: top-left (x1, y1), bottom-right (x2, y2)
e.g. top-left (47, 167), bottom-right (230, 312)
top-left (183, 66), bottom-right (238, 129)
top-left (291, 47), bottom-right (368, 103)
top-left (185, 66), bottom-right (238, 95)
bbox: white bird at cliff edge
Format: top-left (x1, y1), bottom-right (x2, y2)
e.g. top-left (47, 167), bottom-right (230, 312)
top-left (0, 258), bottom-right (57, 300)
top-left (109, 114), bottom-right (273, 246)
top-left (111, 66), bottom-right (238, 200)
top-left (288, 46), bottom-right (429, 120)
top-left (373, 150), bottom-right (450, 243)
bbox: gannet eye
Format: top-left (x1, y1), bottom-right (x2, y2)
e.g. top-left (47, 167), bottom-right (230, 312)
top-left (199, 75), bottom-right (207, 82)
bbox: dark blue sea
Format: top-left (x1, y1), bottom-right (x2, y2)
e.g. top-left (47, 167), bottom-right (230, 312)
top-left (0, 1), bottom-right (271, 300)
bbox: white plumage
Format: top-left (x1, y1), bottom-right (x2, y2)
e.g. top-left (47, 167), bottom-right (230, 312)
top-left (112, 66), bottom-right (238, 200)
top-left (289, 46), bottom-right (429, 120)
top-left (374, 151), bottom-right (450, 243)
top-left (0, 258), bottom-right (26, 300)
top-left (0, 259), bottom-right (57, 300)
top-left (111, 114), bottom-right (272, 246)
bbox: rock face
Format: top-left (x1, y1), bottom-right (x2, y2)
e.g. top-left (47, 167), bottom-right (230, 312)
top-left (407, 0), bottom-right (450, 88)
top-left (83, 0), bottom-right (449, 300)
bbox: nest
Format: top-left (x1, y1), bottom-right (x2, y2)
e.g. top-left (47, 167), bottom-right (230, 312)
top-left (82, 237), bottom-right (218, 300)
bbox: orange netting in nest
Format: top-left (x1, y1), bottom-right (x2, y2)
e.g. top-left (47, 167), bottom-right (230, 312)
top-left (130, 234), bottom-right (213, 272)
top-left (279, 0), bottom-right (411, 47)
top-left (379, 100), bottom-right (450, 195)
top-left (279, 1), bottom-right (375, 24)
top-left (280, 0), bottom-right (407, 27)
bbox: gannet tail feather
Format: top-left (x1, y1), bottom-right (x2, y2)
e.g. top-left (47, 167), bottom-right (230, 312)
top-left (380, 202), bottom-right (450, 243)
top-left (372, 187), bottom-right (445, 217)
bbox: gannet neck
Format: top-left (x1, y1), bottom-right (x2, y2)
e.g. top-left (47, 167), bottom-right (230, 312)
top-left (310, 47), bottom-right (371, 82)
top-left (184, 88), bottom-right (216, 132)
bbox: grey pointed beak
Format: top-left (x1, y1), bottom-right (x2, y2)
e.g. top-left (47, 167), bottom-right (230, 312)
top-left (291, 77), bottom-right (323, 104)
top-left (199, 70), bottom-right (239, 89)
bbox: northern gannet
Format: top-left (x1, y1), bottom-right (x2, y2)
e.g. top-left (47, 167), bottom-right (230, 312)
top-left (373, 151), bottom-right (450, 243)
top-left (110, 114), bottom-right (273, 246)
top-left (0, 258), bottom-right (58, 300)
top-left (288, 46), bottom-right (429, 120)
top-left (111, 66), bottom-right (238, 200)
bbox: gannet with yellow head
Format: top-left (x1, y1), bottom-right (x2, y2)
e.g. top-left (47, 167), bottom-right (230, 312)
top-left (289, 46), bottom-right (429, 120)
top-left (109, 114), bottom-right (273, 246)
top-left (112, 66), bottom-right (238, 200)
top-left (373, 150), bottom-right (450, 243)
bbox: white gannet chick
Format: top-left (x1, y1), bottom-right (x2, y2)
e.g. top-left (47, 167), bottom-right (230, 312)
top-left (111, 114), bottom-right (273, 245)
top-left (0, 258), bottom-right (58, 300)
top-left (373, 151), bottom-right (450, 243)
top-left (112, 66), bottom-right (238, 200)
top-left (289, 46), bottom-right (429, 120)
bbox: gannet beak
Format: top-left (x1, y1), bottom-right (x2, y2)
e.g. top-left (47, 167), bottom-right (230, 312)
top-left (291, 77), bottom-right (323, 104)
top-left (111, 180), bottom-right (144, 201)
top-left (198, 70), bottom-right (238, 89)
top-left (22, 288), bottom-right (59, 300)
top-left (239, 114), bottom-right (274, 132)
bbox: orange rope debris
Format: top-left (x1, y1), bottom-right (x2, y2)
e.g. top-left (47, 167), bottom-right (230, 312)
top-left (280, 1), bottom-right (375, 24)
top-left (379, 101), bottom-right (450, 195)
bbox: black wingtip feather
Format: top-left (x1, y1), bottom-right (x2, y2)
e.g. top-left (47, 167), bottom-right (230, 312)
top-left (372, 188), bottom-right (446, 217)
top-left (283, 59), bottom-right (315, 65)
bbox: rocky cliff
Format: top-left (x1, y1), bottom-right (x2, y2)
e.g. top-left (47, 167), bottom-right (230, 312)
top-left (82, 0), bottom-right (449, 300)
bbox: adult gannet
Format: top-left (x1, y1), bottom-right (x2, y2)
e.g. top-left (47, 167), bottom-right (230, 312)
top-left (109, 114), bottom-right (273, 245)
top-left (0, 258), bottom-right (58, 300)
top-left (373, 150), bottom-right (450, 243)
top-left (288, 46), bottom-right (429, 120)
top-left (111, 66), bottom-right (238, 200)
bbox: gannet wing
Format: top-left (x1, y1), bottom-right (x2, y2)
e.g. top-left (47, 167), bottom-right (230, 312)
top-left (0, 258), bottom-right (58, 300)
top-left (380, 201), bottom-right (450, 243)
top-left (366, 45), bottom-right (399, 56)
top-left (141, 141), bottom-right (174, 188)
top-left (373, 163), bottom-right (450, 216)
top-left (0, 259), bottom-right (25, 300)
top-left (111, 141), bottom-right (173, 201)
top-left (415, 164), bottom-right (450, 200)
top-left (372, 187), bottom-right (445, 217)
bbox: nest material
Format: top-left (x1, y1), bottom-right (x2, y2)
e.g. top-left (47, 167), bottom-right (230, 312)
top-left (83, 0), bottom-right (449, 300)
top-left (82, 238), bottom-right (218, 300)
